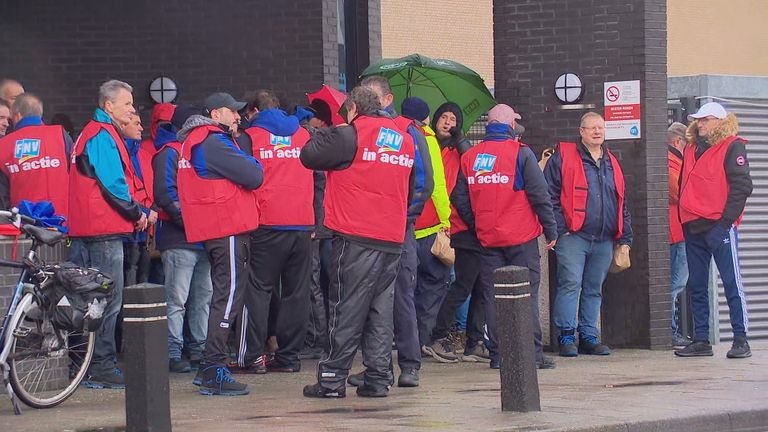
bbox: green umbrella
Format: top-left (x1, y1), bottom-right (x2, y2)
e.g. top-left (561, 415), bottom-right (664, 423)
top-left (360, 53), bottom-right (496, 132)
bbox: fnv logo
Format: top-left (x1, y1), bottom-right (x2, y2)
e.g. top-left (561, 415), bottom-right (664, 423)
top-left (14, 139), bottom-right (41, 163)
top-left (269, 134), bottom-right (291, 149)
top-left (375, 128), bottom-right (403, 152)
top-left (473, 153), bottom-right (497, 175)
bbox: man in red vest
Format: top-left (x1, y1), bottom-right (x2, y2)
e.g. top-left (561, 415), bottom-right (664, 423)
top-left (0, 100), bottom-right (10, 138)
top-left (675, 102), bottom-right (752, 359)
top-left (667, 122), bottom-right (689, 348)
top-left (300, 86), bottom-right (416, 399)
top-left (231, 91), bottom-right (314, 374)
top-left (543, 112), bottom-right (633, 358)
top-left (69, 80), bottom-right (148, 389)
top-left (177, 92), bottom-right (263, 395)
top-left (0, 93), bottom-right (72, 216)
top-left (452, 104), bottom-right (558, 370)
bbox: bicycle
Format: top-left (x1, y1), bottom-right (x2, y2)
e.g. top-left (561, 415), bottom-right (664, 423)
top-left (0, 208), bottom-right (105, 414)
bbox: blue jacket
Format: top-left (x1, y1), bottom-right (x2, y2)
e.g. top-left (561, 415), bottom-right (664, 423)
top-left (544, 140), bottom-right (633, 245)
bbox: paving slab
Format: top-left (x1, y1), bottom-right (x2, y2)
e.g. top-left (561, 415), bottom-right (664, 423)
top-left (1, 343), bottom-right (767, 431)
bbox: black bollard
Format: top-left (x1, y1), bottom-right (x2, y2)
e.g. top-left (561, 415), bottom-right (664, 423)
top-left (122, 283), bottom-right (172, 432)
top-left (494, 265), bottom-right (541, 412)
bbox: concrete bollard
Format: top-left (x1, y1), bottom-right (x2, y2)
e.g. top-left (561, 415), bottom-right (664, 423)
top-left (123, 283), bottom-right (172, 432)
top-left (494, 265), bottom-right (541, 412)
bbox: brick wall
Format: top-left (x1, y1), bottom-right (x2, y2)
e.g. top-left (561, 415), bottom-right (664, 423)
top-left (494, 0), bottom-right (669, 349)
top-left (0, 0), bottom-right (339, 131)
top-left (380, 0), bottom-right (494, 89)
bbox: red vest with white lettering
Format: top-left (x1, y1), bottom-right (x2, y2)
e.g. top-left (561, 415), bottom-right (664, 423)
top-left (559, 141), bottom-right (625, 239)
top-left (152, 141), bottom-right (182, 222)
top-left (0, 124), bottom-right (69, 219)
top-left (323, 115), bottom-right (415, 243)
top-left (679, 136), bottom-right (743, 225)
top-left (460, 139), bottom-right (542, 247)
top-left (668, 149), bottom-right (684, 243)
top-left (443, 147), bottom-right (467, 236)
top-left (177, 125), bottom-right (260, 243)
top-left (244, 126), bottom-right (314, 227)
top-left (69, 120), bottom-right (142, 237)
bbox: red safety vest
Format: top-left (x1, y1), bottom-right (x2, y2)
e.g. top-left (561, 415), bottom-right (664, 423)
top-left (244, 126), bottom-right (314, 227)
top-left (668, 149), bottom-right (684, 244)
top-left (415, 125), bottom-right (440, 230)
top-left (0, 124), bottom-right (70, 219)
top-left (443, 147), bottom-right (467, 236)
top-left (68, 120), bottom-right (142, 237)
top-left (559, 141), bottom-right (625, 239)
top-left (152, 141), bottom-right (182, 222)
top-left (177, 125), bottom-right (260, 243)
top-left (460, 139), bottom-right (542, 247)
top-left (323, 115), bottom-right (415, 243)
top-left (679, 136), bottom-right (743, 225)
top-left (137, 138), bottom-right (156, 207)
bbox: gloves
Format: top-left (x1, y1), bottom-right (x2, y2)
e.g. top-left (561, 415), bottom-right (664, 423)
top-left (705, 224), bottom-right (730, 251)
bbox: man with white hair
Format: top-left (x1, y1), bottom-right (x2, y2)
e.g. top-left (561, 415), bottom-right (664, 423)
top-left (0, 79), bottom-right (24, 108)
top-left (69, 80), bottom-right (148, 389)
top-left (675, 102), bottom-right (753, 359)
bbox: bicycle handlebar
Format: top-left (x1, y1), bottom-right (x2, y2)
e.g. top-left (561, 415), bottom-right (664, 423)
top-left (0, 208), bottom-right (38, 228)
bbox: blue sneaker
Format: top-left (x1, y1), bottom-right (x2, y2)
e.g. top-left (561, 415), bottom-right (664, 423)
top-left (198, 366), bottom-right (249, 396)
top-left (82, 368), bottom-right (125, 389)
top-left (559, 332), bottom-right (578, 357)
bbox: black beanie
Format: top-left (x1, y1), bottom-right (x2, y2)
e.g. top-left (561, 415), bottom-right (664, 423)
top-left (430, 102), bottom-right (464, 132)
top-left (401, 97), bottom-right (430, 122)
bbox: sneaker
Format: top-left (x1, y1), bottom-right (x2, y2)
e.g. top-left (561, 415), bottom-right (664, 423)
top-left (672, 333), bottom-right (691, 349)
top-left (423, 338), bottom-right (460, 363)
top-left (198, 366), bottom-right (249, 396)
top-left (356, 384), bottom-right (388, 398)
top-left (559, 332), bottom-right (578, 357)
top-left (169, 358), bottom-right (192, 373)
top-left (298, 346), bottom-right (324, 360)
top-left (192, 368), bottom-right (203, 386)
top-left (347, 371), bottom-right (364, 387)
top-left (303, 382), bottom-right (345, 398)
top-left (536, 356), bottom-right (556, 370)
top-left (674, 340), bottom-right (713, 357)
top-left (727, 336), bottom-right (752, 359)
top-left (228, 355), bottom-right (267, 374)
top-left (462, 342), bottom-right (491, 363)
top-left (82, 368), bottom-right (125, 389)
top-left (578, 337), bottom-right (611, 355)
top-left (489, 359), bottom-right (500, 369)
top-left (397, 368), bottom-right (419, 387)
top-left (266, 358), bottom-right (301, 373)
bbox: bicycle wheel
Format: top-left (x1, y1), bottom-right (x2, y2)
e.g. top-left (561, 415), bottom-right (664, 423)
top-left (8, 293), bottom-right (95, 409)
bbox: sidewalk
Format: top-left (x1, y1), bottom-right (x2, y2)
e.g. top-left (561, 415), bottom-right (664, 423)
top-left (2, 342), bottom-right (767, 431)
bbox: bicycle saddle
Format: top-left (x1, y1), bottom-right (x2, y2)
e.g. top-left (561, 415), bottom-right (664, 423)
top-left (22, 225), bottom-right (66, 246)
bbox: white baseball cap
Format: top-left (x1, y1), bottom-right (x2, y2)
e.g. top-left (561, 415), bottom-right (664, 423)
top-left (688, 102), bottom-right (727, 121)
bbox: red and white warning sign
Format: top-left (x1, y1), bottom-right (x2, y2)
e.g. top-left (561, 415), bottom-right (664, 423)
top-left (603, 80), bottom-right (641, 140)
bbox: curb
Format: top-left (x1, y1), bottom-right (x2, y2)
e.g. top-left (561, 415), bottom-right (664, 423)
top-left (556, 408), bottom-right (768, 432)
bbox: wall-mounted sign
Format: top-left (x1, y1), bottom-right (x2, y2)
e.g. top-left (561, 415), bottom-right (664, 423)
top-left (603, 80), bottom-right (641, 140)
top-left (149, 76), bottom-right (178, 104)
top-left (554, 73), bottom-right (583, 104)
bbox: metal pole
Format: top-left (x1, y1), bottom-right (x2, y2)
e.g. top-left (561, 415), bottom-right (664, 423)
top-left (123, 283), bottom-right (172, 432)
top-left (494, 265), bottom-right (541, 412)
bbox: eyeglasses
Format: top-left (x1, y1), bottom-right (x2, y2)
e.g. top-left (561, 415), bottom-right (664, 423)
top-left (580, 126), bottom-right (605, 132)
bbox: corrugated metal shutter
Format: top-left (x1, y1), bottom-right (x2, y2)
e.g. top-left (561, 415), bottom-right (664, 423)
top-left (716, 98), bottom-right (768, 342)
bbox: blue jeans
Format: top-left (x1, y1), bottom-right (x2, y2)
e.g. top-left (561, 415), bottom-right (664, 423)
top-left (162, 248), bottom-right (213, 360)
top-left (553, 234), bottom-right (613, 339)
top-left (670, 242), bottom-right (688, 336)
top-left (69, 238), bottom-right (124, 376)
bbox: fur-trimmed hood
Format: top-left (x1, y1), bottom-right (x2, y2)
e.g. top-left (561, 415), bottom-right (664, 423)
top-left (685, 113), bottom-right (740, 146)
